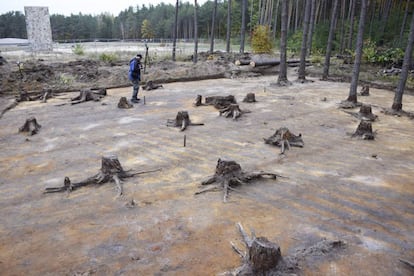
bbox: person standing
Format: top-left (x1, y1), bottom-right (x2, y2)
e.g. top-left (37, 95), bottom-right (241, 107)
top-left (128, 54), bottom-right (143, 103)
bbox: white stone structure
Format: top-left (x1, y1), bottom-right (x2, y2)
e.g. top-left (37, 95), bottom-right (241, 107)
top-left (24, 6), bottom-right (53, 52)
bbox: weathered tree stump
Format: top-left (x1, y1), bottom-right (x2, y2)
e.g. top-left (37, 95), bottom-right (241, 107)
top-left (195, 159), bottom-right (282, 202)
top-left (19, 117), bottom-right (41, 135)
top-left (117, 97), bottom-right (133, 109)
top-left (264, 127), bottom-right (304, 154)
top-left (193, 95), bottom-right (204, 106)
top-left (352, 121), bottom-right (375, 140)
top-left (243, 93), bottom-right (257, 103)
top-left (219, 103), bottom-right (250, 120)
top-left (142, 80), bottom-right (163, 90)
top-left (344, 104), bottom-right (378, 121)
top-left (229, 223), bottom-right (284, 275)
top-left (205, 95), bottom-right (237, 109)
top-left (44, 155), bottom-right (161, 196)
top-left (70, 88), bottom-right (106, 105)
top-left (166, 110), bottom-right (204, 131)
top-left (227, 223), bottom-right (346, 275)
top-left (360, 84), bottom-right (370, 96)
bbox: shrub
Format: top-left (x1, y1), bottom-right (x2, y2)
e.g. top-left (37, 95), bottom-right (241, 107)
top-left (251, 25), bottom-right (274, 54)
top-left (72, 44), bottom-right (84, 55)
top-left (99, 53), bottom-right (118, 63)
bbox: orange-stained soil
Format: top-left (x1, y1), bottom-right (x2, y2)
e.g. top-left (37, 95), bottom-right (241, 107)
top-left (0, 74), bottom-right (413, 275)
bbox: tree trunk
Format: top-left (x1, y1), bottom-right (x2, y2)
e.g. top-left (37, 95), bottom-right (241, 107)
top-left (297, 0), bottom-right (312, 82)
top-left (347, 0), bottom-right (368, 104)
top-left (347, 0), bottom-right (356, 50)
top-left (322, 0), bottom-right (339, 80)
top-left (193, 0), bottom-right (199, 63)
top-left (306, 0), bottom-right (317, 56)
top-left (399, 0), bottom-right (410, 46)
top-left (392, 10), bottom-right (414, 111)
top-left (240, 0), bottom-right (247, 53)
top-left (277, 0), bottom-right (291, 86)
top-left (210, 0), bottom-right (218, 53)
top-left (226, 0), bottom-right (232, 53)
top-left (172, 0), bottom-right (179, 61)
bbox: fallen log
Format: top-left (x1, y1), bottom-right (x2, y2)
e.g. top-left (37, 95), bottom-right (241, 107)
top-left (264, 127), bottom-right (304, 154)
top-left (44, 155), bottom-right (161, 196)
top-left (205, 95), bottom-right (237, 109)
top-left (70, 88), bottom-right (106, 105)
top-left (195, 158), bottom-right (282, 202)
top-left (142, 80), bottom-right (163, 91)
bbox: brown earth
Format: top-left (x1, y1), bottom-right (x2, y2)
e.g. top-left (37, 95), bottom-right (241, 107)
top-left (0, 54), bottom-right (413, 275)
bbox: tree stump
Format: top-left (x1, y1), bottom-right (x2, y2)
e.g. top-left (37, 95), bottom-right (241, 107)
top-left (118, 97), bottom-right (133, 109)
top-left (360, 85), bottom-right (370, 96)
top-left (205, 95), bottom-right (237, 109)
top-left (195, 159), bottom-right (282, 202)
top-left (44, 155), bottom-right (161, 196)
top-left (229, 223), bottom-right (284, 275)
top-left (219, 104), bottom-right (250, 120)
top-left (142, 80), bottom-right (163, 90)
top-left (352, 121), bottom-right (375, 140)
top-left (264, 127), bottom-right (304, 154)
top-left (166, 111), bottom-right (204, 131)
top-left (193, 95), bottom-right (204, 106)
top-left (243, 93), bottom-right (257, 103)
top-left (70, 88), bottom-right (106, 105)
top-left (19, 117), bottom-right (41, 135)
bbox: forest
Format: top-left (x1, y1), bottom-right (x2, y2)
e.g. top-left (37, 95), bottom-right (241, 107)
top-left (0, 0), bottom-right (412, 57)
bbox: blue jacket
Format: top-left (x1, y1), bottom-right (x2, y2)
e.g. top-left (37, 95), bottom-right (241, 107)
top-left (128, 58), bottom-right (141, 81)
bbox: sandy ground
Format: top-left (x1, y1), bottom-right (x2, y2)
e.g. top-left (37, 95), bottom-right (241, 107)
top-left (0, 73), bottom-right (413, 275)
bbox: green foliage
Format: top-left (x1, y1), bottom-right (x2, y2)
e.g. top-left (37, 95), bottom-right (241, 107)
top-left (72, 44), bottom-right (85, 55)
top-left (99, 53), bottom-right (118, 63)
top-left (287, 31), bottom-right (303, 54)
top-left (251, 25), bottom-right (273, 54)
top-left (363, 39), bottom-right (404, 66)
top-left (141, 19), bottom-right (154, 39)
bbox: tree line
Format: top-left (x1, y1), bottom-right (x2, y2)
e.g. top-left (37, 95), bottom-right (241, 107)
top-left (0, 0), bottom-right (412, 54)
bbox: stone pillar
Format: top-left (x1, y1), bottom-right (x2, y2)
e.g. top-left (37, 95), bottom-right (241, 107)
top-left (24, 6), bottom-right (53, 52)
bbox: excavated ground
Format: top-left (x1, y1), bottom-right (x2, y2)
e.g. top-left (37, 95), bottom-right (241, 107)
top-left (0, 62), bottom-right (413, 275)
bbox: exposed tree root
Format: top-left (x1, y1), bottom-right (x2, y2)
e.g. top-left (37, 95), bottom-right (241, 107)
top-left (44, 155), bottom-right (161, 196)
top-left (219, 104), bottom-right (250, 120)
top-left (19, 117), bottom-right (41, 136)
top-left (264, 127), bottom-right (304, 154)
top-left (195, 159), bottom-right (282, 202)
top-left (166, 110), bottom-right (204, 131)
top-left (343, 104), bottom-right (378, 121)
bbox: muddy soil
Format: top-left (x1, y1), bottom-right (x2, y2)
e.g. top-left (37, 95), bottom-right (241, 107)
top-left (0, 55), bottom-right (413, 275)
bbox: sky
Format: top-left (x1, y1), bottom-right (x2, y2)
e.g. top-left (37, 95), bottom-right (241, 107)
top-left (1, 0), bottom-right (205, 16)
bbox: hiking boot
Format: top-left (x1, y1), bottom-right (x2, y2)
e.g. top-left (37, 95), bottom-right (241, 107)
top-left (131, 98), bottom-right (140, 103)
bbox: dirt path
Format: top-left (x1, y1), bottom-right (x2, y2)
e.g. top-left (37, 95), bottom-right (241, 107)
top-left (0, 72), bottom-right (413, 275)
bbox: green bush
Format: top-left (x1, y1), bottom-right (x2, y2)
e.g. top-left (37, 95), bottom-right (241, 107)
top-left (251, 25), bottom-right (274, 54)
top-left (72, 44), bottom-right (84, 55)
top-left (99, 53), bottom-right (118, 63)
